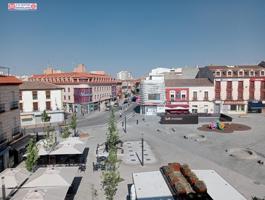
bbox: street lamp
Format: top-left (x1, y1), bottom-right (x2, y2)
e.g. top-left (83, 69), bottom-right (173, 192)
top-left (2, 177), bottom-right (6, 200)
top-left (124, 115), bottom-right (127, 133)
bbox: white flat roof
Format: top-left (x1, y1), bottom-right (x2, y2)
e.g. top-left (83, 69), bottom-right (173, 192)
top-left (132, 171), bottom-right (174, 199)
top-left (133, 170), bottom-right (247, 200)
top-left (193, 170), bottom-right (247, 200)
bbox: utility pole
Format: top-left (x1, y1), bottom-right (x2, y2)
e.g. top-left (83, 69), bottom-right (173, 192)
top-left (141, 133), bottom-right (144, 166)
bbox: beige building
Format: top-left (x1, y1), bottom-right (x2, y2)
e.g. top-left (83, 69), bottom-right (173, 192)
top-left (0, 75), bottom-right (23, 171)
top-left (197, 62), bottom-right (265, 114)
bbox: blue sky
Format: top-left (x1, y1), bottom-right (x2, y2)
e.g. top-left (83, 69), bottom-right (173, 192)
top-left (0, 0), bottom-right (265, 77)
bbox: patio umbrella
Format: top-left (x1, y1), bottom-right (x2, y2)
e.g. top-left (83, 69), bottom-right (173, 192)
top-left (23, 168), bottom-right (70, 188)
top-left (60, 137), bottom-right (84, 145)
top-left (23, 189), bottom-right (45, 200)
top-left (49, 143), bottom-right (85, 155)
top-left (0, 168), bottom-right (30, 198)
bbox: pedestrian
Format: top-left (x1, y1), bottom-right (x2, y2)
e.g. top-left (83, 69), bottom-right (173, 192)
top-left (122, 121), bottom-right (124, 127)
top-left (119, 111), bottom-right (122, 118)
top-left (136, 119), bottom-right (138, 125)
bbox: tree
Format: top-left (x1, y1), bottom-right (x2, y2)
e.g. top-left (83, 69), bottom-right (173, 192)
top-left (41, 110), bottom-right (50, 122)
top-left (102, 108), bottom-right (123, 200)
top-left (106, 109), bottom-right (119, 151)
top-left (61, 126), bottom-right (71, 139)
top-left (70, 114), bottom-right (77, 136)
top-left (43, 126), bottom-right (56, 151)
top-left (26, 138), bottom-right (39, 172)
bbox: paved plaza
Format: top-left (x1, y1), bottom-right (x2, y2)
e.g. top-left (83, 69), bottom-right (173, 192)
top-left (74, 112), bottom-right (265, 200)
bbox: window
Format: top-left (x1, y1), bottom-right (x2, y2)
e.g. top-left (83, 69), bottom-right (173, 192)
top-left (176, 92), bottom-right (181, 99)
top-left (46, 90), bottom-right (51, 99)
top-left (231, 105), bottom-right (237, 111)
top-left (32, 91), bottom-right (38, 100)
top-left (238, 105), bottom-right (245, 111)
top-left (193, 91), bottom-right (197, 100)
top-left (170, 90), bottom-right (175, 101)
top-left (148, 94), bottom-right (160, 100)
top-left (204, 105), bottom-right (208, 113)
top-left (227, 81), bottom-right (232, 89)
top-left (64, 95), bottom-right (66, 100)
top-left (204, 91), bottom-right (208, 100)
top-left (227, 71), bottom-right (232, 76)
top-left (238, 70), bottom-right (244, 76)
top-left (192, 105), bottom-right (198, 114)
top-left (250, 70), bottom-right (254, 76)
top-left (19, 103), bottom-right (23, 112)
top-left (261, 71), bottom-right (265, 76)
top-left (68, 96), bottom-right (71, 100)
top-left (216, 71), bottom-right (221, 77)
top-left (33, 102), bottom-right (38, 111)
top-left (68, 88), bottom-right (70, 92)
top-left (181, 94), bottom-right (186, 99)
top-left (46, 101), bottom-right (51, 110)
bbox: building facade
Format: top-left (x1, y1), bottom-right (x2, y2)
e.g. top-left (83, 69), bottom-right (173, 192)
top-left (19, 81), bottom-right (64, 126)
top-left (29, 71), bottom-right (117, 114)
top-left (117, 71), bottom-right (133, 80)
top-left (164, 79), bottom-right (214, 114)
top-left (196, 62), bottom-right (265, 114)
top-left (0, 75), bottom-right (26, 171)
top-left (140, 77), bottom-right (166, 115)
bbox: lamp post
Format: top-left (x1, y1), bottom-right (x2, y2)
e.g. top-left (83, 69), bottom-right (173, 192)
top-left (124, 115), bottom-right (127, 133)
top-left (2, 177), bottom-right (6, 200)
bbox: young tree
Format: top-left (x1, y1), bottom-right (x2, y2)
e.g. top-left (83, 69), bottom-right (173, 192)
top-left (41, 110), bottom-right (50, 122)
top-left (106, 109), bottom-right (119, 151)
top-left (102, 108), bottom-right (123, 200)
top-left (26, 138), bottom-right (39, 172)
top-left (43, 126), bottom-right (56, 151)
top-left (70, 114), bottom-right (77, 136)
top-left (61, 126), bottom-right (71, 139)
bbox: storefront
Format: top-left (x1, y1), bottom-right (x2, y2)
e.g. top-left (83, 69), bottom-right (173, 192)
top-left (248, 101), bottom-right (264, 113)
top-left (222, 101), bottom-right (247, 114)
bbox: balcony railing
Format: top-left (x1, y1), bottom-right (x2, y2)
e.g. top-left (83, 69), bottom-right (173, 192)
top-left (10, 101), bottom-right (19, 110)
top-left (0, 103), bottom-right (5, 113)
top-left (12, 126), bottom-right (20, 137)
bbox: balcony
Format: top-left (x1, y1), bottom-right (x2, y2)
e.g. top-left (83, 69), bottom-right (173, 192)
top-left (10, 101), bottom-right (19, 110)
top-left (0, 103), bottom-right (5, 113)
top-left (12, 126), bottom-right (21, 137)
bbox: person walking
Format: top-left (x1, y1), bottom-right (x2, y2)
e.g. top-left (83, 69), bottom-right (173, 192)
top-left (136, 119), bottom-right (138, 125)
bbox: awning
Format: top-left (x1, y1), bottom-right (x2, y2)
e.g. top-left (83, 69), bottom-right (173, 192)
top-left (248, 101), bottom-right (264, 109)
top-left (9, 135), bottom-right (31, 151)
top-left (165, 104), bottom-right (189, 110)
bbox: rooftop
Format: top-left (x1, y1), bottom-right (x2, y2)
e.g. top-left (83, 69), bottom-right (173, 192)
top-left (132, 171), bottom-right (173, 199)
top-left (19, 81), bottom-right (62, 90)
top-left (32, 72), bottom-right (111, 78)
top-left (165, 78), bottom-right (213, 87)
top-left (206, 65), bottom-right (265, 70)
top-left (0, 75), bottom-right (22, 85)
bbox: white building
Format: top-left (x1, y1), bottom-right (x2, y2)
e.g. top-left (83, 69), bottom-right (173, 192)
top-left (19, 81), bottom-right (64, 126)
top-left (164, 78), bottom-right (215, 114)
top-left (140, 77), bottom-right (166, 115)
top-left (117, 71), bottom-right (133, 80)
